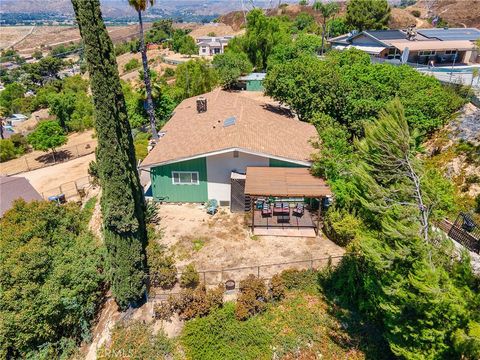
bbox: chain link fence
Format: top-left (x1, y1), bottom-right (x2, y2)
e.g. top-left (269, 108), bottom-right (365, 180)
top-left (1, 140), bottom-right (96, 176)
top-left (148, 255), bottom-right (344, 300)
top-left (41, 175), bottom-right (93, 201)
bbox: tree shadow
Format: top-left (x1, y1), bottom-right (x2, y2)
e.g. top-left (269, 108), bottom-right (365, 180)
top-left (35, 150), bottom-right (74, 164)
top-left (261, 103), bottom-right (295, 118)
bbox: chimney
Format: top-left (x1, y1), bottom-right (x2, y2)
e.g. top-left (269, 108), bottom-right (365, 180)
top-left (197, 97), bottom-right (207, 113)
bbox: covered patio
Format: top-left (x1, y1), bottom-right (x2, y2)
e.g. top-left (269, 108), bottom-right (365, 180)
top-left (245, 167), bottom-right (332, 237)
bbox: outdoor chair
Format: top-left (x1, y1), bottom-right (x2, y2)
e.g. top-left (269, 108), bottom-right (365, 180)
top-left (293, 203), bottom-right (304, 216)
top-left (206, 199), bottom-right (218, 215)
top-left (273, 202), bottom-right (289, 215)
top-left (261, 202), bottom-right (272, 217)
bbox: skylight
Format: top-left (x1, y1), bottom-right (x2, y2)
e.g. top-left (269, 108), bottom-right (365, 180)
top-left (223, 116), bottom-right (236, 127)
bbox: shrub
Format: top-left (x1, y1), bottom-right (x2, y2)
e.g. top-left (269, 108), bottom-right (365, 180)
top-left (123, 58), bottom-right (140, 72)
top-left (323, 208), bottom-right (362, 246)
top-left (0, 139), bottom-right (17, 161)
top-left (0, 200), bottom-right (104, 359)
top-left (269, 274), bottom-right (285, 301)
top-left (410, 10), bottom-right (421, 17)
top-left (236, 275), bottom-right (267, 320)
top-left (88, 160), bottom-right (100, 185)
top-left (181, 302), bottom-right (272, 360)
top-left (154, 301), bottom-right (174, 320)
top-left (280, 268), bottom-right (318, 291)
top-left (163, 67), bottom-right (175, 78)
top-left (145, 200), bottom-right (160, 225)
top-left (170, 284), bottom-right (224, 320)
top-left (180, 263), bottom-right (200, 288)
top-left (9, 133), bottom-right (28, 154)
top-left (98, 321), bottom-right (174, 360)
top-left (475, 195), bottom-right (480, 214)
top-left (147, 241), bottom-right (177, 289)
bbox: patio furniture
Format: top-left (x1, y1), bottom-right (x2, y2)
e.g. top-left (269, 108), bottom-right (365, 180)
top-left (206, 199), bottom-right (218, 215)
top-left (278, 215), bottom-right (290, 223)
top-left (273, 202), bottom-right (289, 215)
top-left (261, 202), bottom-right (272, 216)
top-left (293, 203), bottom-right (304, 216)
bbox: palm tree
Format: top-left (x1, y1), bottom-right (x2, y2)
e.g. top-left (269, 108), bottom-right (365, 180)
top-left (313, 1), bottom-right (339, 56)
top-left (129, 0), bottom-right (158, 140)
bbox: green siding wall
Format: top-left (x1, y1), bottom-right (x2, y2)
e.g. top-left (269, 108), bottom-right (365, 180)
top-left (246, 80), bottom-right (264, 91)
top-left (269, 159), bottom-right (308, 168)
top-left (151, 158), bottom-right (208, 202)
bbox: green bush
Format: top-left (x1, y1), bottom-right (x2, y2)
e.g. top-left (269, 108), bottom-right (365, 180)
top-left (181, 302), bottom-right (272, 360)
top-left (323, 208), bottom-right (362, 246)
top-left (88, 160), bottom-right (99, 186)
top-left (147, 241), bottom-right (177, 289)
top-left (98, 321), bottom-right (174, 360)
top-left (10, 133), bottom-right (28, 154)
top-left (154, 301), bottom-right (174, 320)
top-left (180, 263), bottom-right (200, 288)
top-left (279, 268), bottom-right (318, 291)
top-left (0, 200), bottom-right (104, 359)
top-left (123, 58), bottom-right (140, 72)
top-left (0, 139), bottom-right (18, 161)
top-left (236, 275), bottom-right (267, 320)
top-left (475, 195), bottom-right (480, 214)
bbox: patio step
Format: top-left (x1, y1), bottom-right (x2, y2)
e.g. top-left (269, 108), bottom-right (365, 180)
top-left (244, 195), bottom-right (252, 212)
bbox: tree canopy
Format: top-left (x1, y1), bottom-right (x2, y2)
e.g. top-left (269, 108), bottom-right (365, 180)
top-left (212, 51), bottom-right (253, 89)
top-left (0, 200), bottom-right (104, 359)
top-left (346, 0), bottom-right (391, 31)
top-left (27, 120), bottom-right (68, 152)
top-left (175, 59), bottom-right (218, 100)
top-left (264, 49), bottom-right (465, 136)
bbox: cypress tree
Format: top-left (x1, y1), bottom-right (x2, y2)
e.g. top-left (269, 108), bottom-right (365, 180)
top-left (71, 0), bottom-right (147, 308)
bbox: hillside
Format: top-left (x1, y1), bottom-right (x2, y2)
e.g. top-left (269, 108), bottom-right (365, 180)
top-left (409, 0), bottom-right (480, 28)
top-left (219, 0), bottom-right (480, 31)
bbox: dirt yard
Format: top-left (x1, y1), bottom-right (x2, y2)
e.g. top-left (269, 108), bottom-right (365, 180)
top-left (155, 204), bottom-right (345, 274)
top-left (21, 153), bottom-right (95, 197)
top-left (0, 130), bottom-right (96, 176)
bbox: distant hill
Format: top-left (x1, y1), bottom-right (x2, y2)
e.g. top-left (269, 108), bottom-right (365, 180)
top-left (219, 1), bottom-right (480, 32)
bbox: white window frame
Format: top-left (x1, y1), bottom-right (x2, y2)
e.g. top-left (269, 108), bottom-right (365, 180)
top-left (419, 50), bottom-right (436, 56)
top-left (171, 171), bottom-right (200, 185)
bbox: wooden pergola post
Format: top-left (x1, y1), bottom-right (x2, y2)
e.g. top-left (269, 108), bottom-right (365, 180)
top-left (251, 196), bottom-right (255, 232)
top-left (317, 196), bottom-right (322, 234)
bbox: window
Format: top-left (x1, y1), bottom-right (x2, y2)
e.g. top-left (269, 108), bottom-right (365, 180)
top-left (172, 171), bottom-right (199, 185)
top-left (445, 50), bottom-right (457, 55)
top-left (419, 50), bottom-right (436, 56)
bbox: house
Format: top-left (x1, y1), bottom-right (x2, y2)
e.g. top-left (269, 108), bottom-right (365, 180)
top-left (139, 90), bottom-right (318, 211)
top-left (0, 176), bottom-right (42, 217)
top-left (329, 28), bottom-right (480, 65)
top-left (196, 36), bottom-right (233, 56)
top-left (238, 73), bottom-right (266, 91)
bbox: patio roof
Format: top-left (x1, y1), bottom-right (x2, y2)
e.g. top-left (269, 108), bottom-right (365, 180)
top-left (245, 167), bottom-right (331, 198)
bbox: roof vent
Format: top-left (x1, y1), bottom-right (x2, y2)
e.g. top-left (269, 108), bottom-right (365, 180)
top-left (223, 116), bottom-right (236, 127)
top-left (197, 97), bottom-right (207, 113)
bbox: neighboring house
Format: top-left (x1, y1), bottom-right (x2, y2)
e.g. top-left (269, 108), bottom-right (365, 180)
top-left (140, 89), bottom-right (317, 210)
top-left (6, 113), bottom-right (28, 126)
top-left (238, 73), bottom-right (266, 91)
top-left (196, 36), bottom-right (233, 56)
top-left (329, 28), bottom-right (480, 65)
top-left (0, 176), bottom-right (42, 217)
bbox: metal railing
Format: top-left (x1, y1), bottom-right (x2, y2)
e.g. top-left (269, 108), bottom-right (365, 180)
top-left (41, 175), bottom-right (93, 201)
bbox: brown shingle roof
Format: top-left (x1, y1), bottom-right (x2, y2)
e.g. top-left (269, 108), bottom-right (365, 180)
top-left (245, 167), bottom-right (331, 197)
top-left (141, 89), bottom-right (318, 168)
top-left (0, 176), bottom-right (42, 216)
